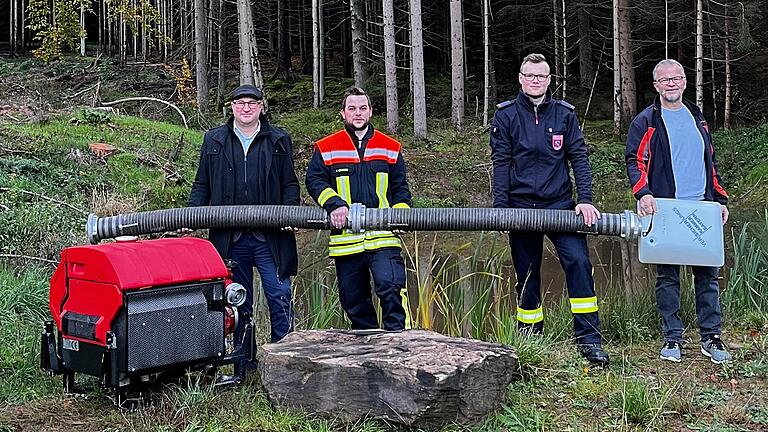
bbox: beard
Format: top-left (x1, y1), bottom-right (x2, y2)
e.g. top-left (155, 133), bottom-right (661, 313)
top-left (661, 91), bottom-right (682, 104)
top-left (345, 120), bottom-right (370, 131)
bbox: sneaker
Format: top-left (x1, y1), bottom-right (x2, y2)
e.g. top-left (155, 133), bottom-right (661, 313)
top-left (659, 341), bottom-right (682, 363)
top-left (577, 343), bottom-right (610, 366)
top-left (701, 335), bottom-right (732, 364)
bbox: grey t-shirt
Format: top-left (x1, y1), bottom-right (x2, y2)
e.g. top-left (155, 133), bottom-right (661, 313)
top-left (662, 106), bottom-right (706, 201)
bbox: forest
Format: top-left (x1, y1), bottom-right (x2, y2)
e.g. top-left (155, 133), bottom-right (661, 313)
top-left (2, 0), bottom-right (767, 131)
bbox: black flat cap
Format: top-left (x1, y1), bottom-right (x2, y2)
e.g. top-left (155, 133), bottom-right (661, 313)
top-left (231, 84), bottom-right (263, 101)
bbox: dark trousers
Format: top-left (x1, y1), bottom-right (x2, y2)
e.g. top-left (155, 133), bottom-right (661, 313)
top-left (655, 264), bottom-right (722, 343)
top-left (230, 233), bottom-right (293, 344)
top-left (334, 248), bottom-right (408, 331)
top-left (509, 231), bottom-right (602, 345)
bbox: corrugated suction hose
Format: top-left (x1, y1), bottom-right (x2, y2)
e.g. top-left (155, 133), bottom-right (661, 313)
top-left (86, 204), bottom-right (641, 244)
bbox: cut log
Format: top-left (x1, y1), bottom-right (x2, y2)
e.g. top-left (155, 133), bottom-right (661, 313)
top-left (256, 329), bottom-right (519, 428)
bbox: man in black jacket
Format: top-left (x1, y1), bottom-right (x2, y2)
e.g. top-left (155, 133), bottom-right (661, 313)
top-left (189, 85), bottom-right (300, 361)
top-left (490, 53), bottom-right (609, 365)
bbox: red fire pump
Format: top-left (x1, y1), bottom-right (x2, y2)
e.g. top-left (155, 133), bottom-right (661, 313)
top-left (40, 237), bottom-right (252, 402)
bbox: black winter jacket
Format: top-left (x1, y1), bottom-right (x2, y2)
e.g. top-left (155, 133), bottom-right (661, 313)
top-left (625, 97), bottom-right (728, 205)
top-left (189, 115), bottom-right (300, 278)
top-left (490, 90), bottom-right (593, 209)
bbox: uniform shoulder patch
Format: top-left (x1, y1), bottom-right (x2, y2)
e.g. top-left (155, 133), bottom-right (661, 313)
top-left (556, 99), bottom-right (576, 111)
top-left (495, 100), bottom-right (515, 110)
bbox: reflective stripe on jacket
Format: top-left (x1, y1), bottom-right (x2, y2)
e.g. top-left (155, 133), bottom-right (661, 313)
top-left (306, 128), bottom-right (413, 257)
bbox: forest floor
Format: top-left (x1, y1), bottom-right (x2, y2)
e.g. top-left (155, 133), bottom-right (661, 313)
top-left (1, 55), bottom-right (768, 431)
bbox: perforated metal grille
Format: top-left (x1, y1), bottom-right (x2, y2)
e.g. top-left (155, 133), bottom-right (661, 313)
top-left (125, 283), bottom-right (224, 371)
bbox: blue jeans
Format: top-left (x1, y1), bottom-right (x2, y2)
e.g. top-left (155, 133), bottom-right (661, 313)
top-left (230, 232), bottom-right (293, 344)
top-left (655, 264), bottom-right (722, 343)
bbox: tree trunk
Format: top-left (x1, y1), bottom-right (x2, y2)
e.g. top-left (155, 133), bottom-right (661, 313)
top-left (561, 0), bottom-right (567, 99)
top-left (313, 0), bottom-right (320, 108)
top-left (350, 0), bottom-right (367, 86)
top-left (319, 0), bottom-right (324, 104)
top-left (707, 2), bottom-right (717, 128)
top-left (237, 0), bottom-right (255, 85)
top-left (383, 0), bottom-right (399, 133)
top-left (553, 0), bottom-right (560, 95)
top-left (617, 0), bottom-right (636, 123)
top-left (79, 1), bottom-right (86, 55)
top-left (482, 0), bottom-right (490, 127)
top-left (276, 0), bottom-right (293, 81)
top-left (10, 0), bottom-right (17, 56)
top-left (410, 0), bottom-right (427, 138)
top-left (695, 0), bottom-right (704, 110)
top-left (664, 0), bottom-right (669, 59)
top-left (132, 0), bottom-right (138, 59)
top-left (612, 0), bottom-right (621, 135)
top-left (120, 12), bottom-right (127, 64)
top-left (216, 0), bottom-right (226, 108)
top-left (449, 0), bottom-right (464, 131)
top-left (577, 8), bottom-right (592, 89)
top-left (97, 0), bottom-right (103, 56)
top-left (724, 7), bottom-right (732, 129)
top-left (195, 0), bottom-right (209, 112)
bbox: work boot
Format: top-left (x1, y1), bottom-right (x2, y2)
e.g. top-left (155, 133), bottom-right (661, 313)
top-left (578, 343), bottom-right (610, 366)
top-left (659, 341), bottom-right (682, 363)
top-left (701, 335), bottom-right (732, 364)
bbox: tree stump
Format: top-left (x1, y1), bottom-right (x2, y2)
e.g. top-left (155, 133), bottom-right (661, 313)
top-left (256, 329), bottom-right (519, 428)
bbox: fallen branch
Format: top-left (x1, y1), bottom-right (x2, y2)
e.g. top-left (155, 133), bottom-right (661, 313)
top-left (101, 97), bottom-right (188, 128)
top-left (0, 187), bottom-right (87, 215)
top-left (0, 254), bottom-right (59, 265)
top-left (68, 80), bottom-right (101, 99)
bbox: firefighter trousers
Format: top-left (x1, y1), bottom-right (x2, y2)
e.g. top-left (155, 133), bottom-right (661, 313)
top-left (334, 247), bottom-right (409, 331)
top-left (508, 231), bottom-right (602, 345)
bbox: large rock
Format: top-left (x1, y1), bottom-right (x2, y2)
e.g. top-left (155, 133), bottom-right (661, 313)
top-left (255, 329), bottom-right (519, 428)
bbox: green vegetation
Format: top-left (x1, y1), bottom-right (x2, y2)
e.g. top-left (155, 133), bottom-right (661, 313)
top-left (1, 57), bottom-right (768, 431)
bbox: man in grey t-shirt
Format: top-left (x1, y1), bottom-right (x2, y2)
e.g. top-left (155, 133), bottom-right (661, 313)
top-left (625, 59), bottom-right (731, 364)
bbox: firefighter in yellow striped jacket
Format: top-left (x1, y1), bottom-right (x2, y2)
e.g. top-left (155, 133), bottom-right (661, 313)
top-left (305, 87), bottom-right (413, 331)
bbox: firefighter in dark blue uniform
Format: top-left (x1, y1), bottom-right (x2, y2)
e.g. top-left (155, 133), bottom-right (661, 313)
top-left (305, 87), bottom-right (413, 331)
top-left (490, 53), bottom-right (609, 365)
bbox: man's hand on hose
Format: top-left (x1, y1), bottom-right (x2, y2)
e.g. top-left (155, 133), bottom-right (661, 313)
top-left (281, 226), bottom-right (300, 233)
top-left (330, 206), bottom-right (349, 229)
top-left (575, 203), bottom-right (601, 227)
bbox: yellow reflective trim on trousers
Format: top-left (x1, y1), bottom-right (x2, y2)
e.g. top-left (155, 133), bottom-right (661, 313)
top-left (329, 233), bottom-right (366, 245)
top-left (329, 242), bottom-right (366, 256)
top-left (336, 176), bottom-right (351, 202)
top-left (318, 187), bottom-right (340, 206)
top-left (364, 237), bottom-right (402, 250)
top-left (400, 288), bottom-right (412, 329)
top-left (516, 306), bottom-right (544, 324)
top-left (375, 172), bottom-right (390, 208)
top-left (392, 202), bottom-right (410, 209)
top-left (569, 296), bottom-right (599, 314)
top-left (364, 230), bottom-right (396, 240)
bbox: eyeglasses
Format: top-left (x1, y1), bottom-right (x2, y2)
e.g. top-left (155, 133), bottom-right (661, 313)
top-left (232, 100), bottom-right (261, 109)
top-left (520, 73), bottom-right (550, 82)
top-left (655, 76), bottom-right (685, 85)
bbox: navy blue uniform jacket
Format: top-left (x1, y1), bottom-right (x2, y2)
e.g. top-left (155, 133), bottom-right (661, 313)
top-left (490, 91), bottom-right (593, 209)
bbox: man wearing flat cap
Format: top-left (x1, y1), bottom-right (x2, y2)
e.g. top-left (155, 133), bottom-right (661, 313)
top-left (189, 84), bottom-right (300, 377)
